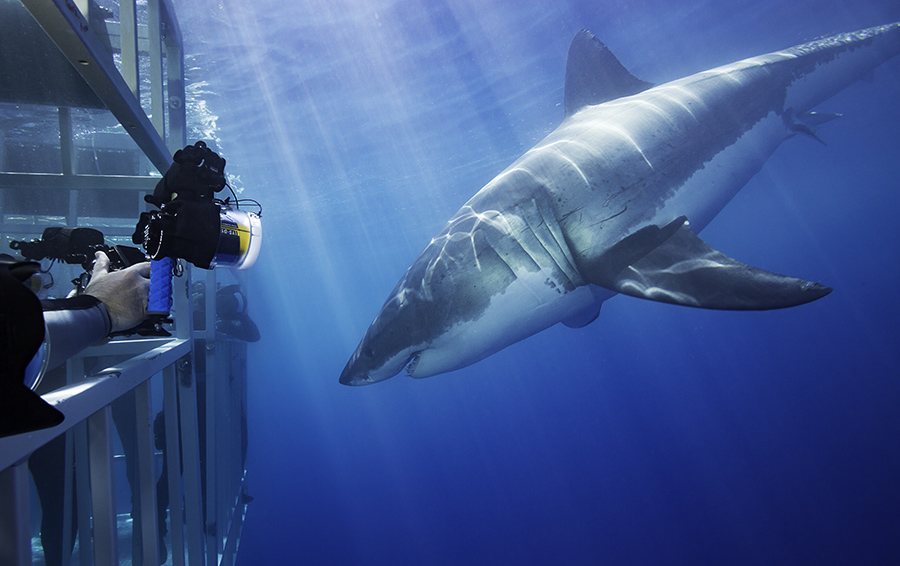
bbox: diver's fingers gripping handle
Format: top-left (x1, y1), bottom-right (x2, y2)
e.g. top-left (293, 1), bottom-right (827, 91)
top-left (148, 257), bottom-right (174, 315)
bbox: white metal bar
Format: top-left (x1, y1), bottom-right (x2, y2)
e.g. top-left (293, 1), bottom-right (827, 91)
top-left (220, 343), bottom-right (232, 544)
top-left (221, 473), bottom-right (250, 566)
top-left (177, 355), bottom-right (206, 566)
top-left (135, 380), bottom-right (161, 566)
top-left (163, 365), bottom-right (186, 566)
top-left (215, 343), bottom-right (227, 558)
top-left (166, 37), bottom-right (186, 151)
top-left (205, 351), bottom-right (218, 565)
top-left (59, 106), bottom-right (79, 229)
top-left (64, 350), bottom-right (86, 565)
top-left (148, 0), bottom-right (165, 137)
top-left (202, 262), bottom-right (215, 566)
top-left (0, 462), bottom-right (31, 566)
top-left (0, 338), bottom-right (190, 471)
top-left (74, 420), bottom-right (94, 566)
top-left (0, 172), bottom-right (160, 190)
top-left (88, 405), bottom-right (118, 565)
top-left (162, 0), bottom-right (186, 152)
top-left (173, 264), bottom-right (193, 341)
top-left (82, 337), bottom-right (173, 358)
top-left (68, 188), bottom-right (79, 227)
top-left (0, 224), bottom-right (138, 239)
top-left (58, 106), bottom-right (75, 175)
top-left (159, 0), bottom-right (183, 49)
top-left (205, 344), bottom-right (219, 564)
top-left (119, 0), bottom-right (139, 97)
top-left (62, 430), bottom-right (76, 566)
top-left (158, 0), bottom-right (185, 153)
top-left (65, 346), bottom-right (95, 565)
top-left (170, 263), bottom-right (206, 564)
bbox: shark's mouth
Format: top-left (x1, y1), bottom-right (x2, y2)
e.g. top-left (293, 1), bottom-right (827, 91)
top-left (405, 352), bottom-right (421, 376)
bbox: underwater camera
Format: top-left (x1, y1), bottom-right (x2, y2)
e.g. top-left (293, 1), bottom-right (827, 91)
top-left (133, 141), bottom-right (262, 334)
top-left (10, 226), bottom-right (108, 268)
top-left (134, 140), bottom-right (262, 271)
top-left (139, 203), bottom-right (262, 270)
top-left (10, 226), bottom-right (148, 291)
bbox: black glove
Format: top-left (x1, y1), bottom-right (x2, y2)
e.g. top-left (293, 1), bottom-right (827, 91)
top-left (133, 199), bottom-right (222, 268)
top-left (145, 141), bottom-right (226, 208)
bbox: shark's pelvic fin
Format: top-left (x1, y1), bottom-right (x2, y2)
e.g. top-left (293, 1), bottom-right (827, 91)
top-left (797, 111), bottom-right (843, 126)
top-left (562, 302), bottom-right (602, 328)
top-left (564, 29), bottom-right (654, 117)
top-left (582, 218), bottom-right (832, 310)
top-left (785, 109), bottom-right (843, 146)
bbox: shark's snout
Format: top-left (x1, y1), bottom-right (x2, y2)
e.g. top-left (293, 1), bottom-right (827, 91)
top-left (339, 338), bottom-right (417, 386)
top-left (338, 370), bottom-right (367, 386)
top-left (338, 349), bottom-right (370, 386)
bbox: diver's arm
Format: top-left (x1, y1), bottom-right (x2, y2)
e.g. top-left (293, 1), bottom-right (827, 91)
top-left (82, 252), bottom-right (151, 332)
top-left (40, 252), bottom-right (150, 369)
top-left (41, 295), bottom-right (111, 369)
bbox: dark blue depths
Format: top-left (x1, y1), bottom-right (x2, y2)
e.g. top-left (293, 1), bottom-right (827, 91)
top-left (174, 0), bottom-right (900, 563)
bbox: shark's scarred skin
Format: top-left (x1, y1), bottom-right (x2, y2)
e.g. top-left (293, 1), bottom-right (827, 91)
top-left (341, 23), bottom-right (900, 386)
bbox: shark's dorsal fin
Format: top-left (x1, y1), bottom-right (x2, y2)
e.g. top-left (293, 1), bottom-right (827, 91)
top-left (564, 29), bottom-right (653, 117)
top-left (580, 218), bottom-right (832, 310)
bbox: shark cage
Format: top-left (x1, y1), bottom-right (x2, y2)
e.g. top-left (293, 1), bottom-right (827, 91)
top-left (0, 1), bottom-right (252, 564)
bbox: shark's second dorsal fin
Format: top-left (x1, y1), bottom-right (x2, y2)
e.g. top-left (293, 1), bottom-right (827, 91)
top-left (579, 218), bottom-right (832, 310)
top-left (564, 29), bottom-right (653, 117)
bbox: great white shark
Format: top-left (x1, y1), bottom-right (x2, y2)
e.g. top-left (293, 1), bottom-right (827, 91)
top-left (340, 22), bottom-right (900, 386)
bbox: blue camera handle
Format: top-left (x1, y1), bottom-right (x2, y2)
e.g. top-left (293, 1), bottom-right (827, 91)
top-left (148, 257), bottom-right (174, 315)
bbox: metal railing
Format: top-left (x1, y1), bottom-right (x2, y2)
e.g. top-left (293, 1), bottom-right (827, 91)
top-left (0, 1), bottom-right (250, 564)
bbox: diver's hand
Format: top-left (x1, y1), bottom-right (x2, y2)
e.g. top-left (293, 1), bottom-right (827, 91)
top-left (83, 251), bottom-right (151, 332)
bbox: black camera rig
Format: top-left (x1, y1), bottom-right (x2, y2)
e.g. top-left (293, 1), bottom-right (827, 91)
top-left (134, 140), bottom-right (261, 271)
top-left (9, 141), bottom-right (260, 337)
top-left (10, 226), bottom-right (146, 281)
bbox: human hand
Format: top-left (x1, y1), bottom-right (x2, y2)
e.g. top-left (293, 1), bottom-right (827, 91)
top-left (83, 251), bottom-right (151, 332)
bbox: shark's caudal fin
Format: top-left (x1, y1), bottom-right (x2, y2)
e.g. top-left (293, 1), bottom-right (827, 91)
top-left (564, 29), bottom-right (653, 117)
top-left (580, 217), bottom-right (832, 310)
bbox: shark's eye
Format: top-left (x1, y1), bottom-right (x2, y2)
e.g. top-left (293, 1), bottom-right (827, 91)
top-left (363, 346), bottom-right (375, 358)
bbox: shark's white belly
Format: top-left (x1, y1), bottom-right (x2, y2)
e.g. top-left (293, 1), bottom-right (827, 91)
top-left (647, 109), bottom-right (788, 232)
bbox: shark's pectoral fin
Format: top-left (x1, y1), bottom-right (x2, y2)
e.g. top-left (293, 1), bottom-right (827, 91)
top-left (582, 218), bottom-right (832, 310)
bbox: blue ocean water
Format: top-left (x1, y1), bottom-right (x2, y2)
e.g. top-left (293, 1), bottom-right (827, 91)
top-left (174, 0), bottom-right (900, 563)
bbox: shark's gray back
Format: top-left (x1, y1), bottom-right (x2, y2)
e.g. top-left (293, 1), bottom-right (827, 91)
top-left (485, 22), bottom-right (900, 264)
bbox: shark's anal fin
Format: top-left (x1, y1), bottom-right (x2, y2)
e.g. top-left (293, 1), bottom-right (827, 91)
top-left (564, 29), bottom-right (654, 117)
top-left (584, 218), bottom-right (832, 310)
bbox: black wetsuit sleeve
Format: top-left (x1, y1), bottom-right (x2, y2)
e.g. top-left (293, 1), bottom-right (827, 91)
top-left (41, 295), bottom-right (112, 369)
